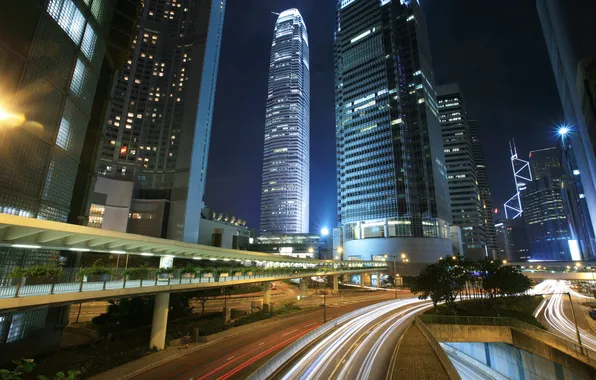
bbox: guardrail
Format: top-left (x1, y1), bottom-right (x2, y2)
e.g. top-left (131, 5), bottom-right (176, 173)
top-left (249, 299), bottom-right (399, 380)
top-left (0, 267), bottom-right (387, 300)
top-left (419, 314), bottom-right (596, 363)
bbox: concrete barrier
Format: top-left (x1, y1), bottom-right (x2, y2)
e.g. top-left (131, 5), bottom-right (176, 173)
top-left (425, 324), bottom-right (513, 344)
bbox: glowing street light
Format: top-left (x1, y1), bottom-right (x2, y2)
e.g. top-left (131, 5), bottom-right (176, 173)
top-left (337, 246), bottom-right (343, 254)
top-left (502, 260), bottom-right (507, 264)
top-left (0, 106), bottom-right (26, 128)
top-left (308, 247), bottom-right (314, 253)
top-left (320, 227), bottom-right (329, 236)
top-left (558, 126), bottom-right (570, 136)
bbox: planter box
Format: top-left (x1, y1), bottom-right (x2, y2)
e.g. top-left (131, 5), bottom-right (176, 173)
top-left (86, 274), bottom-right (111, 282)
top-left (25, 276), bottom-right (58, 285)
top-left (126, 274), bottom-right (148, 280)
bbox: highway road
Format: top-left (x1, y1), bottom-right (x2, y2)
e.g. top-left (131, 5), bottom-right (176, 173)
top-left (272, 298), bottom-right (431, 380)
top-left (533, 280), bottom-right (596, 351)
top-left (129, 290), bottom-right (402, 379)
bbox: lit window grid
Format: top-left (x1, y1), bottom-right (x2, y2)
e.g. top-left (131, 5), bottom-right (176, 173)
top-left (260, 10), bottom-right (310, 235)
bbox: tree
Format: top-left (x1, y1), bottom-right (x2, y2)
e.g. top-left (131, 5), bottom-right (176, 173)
top-left (411, 257), bottom-right (467, 313)
top-left (190, 288), bottom-right (223, 315)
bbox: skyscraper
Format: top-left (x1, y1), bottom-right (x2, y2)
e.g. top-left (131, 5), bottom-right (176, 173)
top-left (522, 147), bottom-right (574, 260)
top-left (468, 120), bottom-right (498, 256)
top-left (437, 84), bottom-right (485, 259)
top-left (259, 9), bottom-right (310, 235)
top-left (0, 0), bottom-right (137, 360)
top-left (537, 0), bottom-right (596, 259)
top-left (335, 0), bottom-right (452, 265)
top-left (95, 0), bottom-right (226, 242)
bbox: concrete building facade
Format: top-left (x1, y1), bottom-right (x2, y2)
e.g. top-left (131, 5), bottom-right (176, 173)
top-left (537, 0), bottom-right (596, 259)
top-left (94, 0), bottom-right (226, 243)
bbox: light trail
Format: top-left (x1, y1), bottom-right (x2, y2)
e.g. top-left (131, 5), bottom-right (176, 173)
top-left (280, 298), bottom-right (429, 380)
top-left (533, 280), bottom-right (596, 351)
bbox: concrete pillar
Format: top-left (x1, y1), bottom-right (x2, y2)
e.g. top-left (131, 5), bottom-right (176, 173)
top-left (333, 274), bottom-right (339, 293)
top-left (377, 272), bottom-right (381, 288)
top-left (149, 292), bottom-right (170, 350)
top-left (263, 281), bottom-right (271, 306)
top-left (360, 273), bottom-right (364, 288)
top-left (300, 278), bottom-right (308, 297)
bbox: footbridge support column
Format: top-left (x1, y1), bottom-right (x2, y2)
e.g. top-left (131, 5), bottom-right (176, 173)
top-left (149, 292), bottom-right (170, 350)
top-left (333, 274), bottom-right (339, 293)
top-left (263, 281), bottom-right (271, 309)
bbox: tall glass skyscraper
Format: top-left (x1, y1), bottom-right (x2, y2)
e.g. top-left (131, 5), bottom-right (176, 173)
top-left (522, 147), bottom-right (574, 261)
top-left (95, 0), bottom-right (226, 242)
top-left (260, 9), bottom-right (310, 235)
top-left (437, 84), bottom-right (485, 259)
top-left (335, 0), bottom-right (452, 265)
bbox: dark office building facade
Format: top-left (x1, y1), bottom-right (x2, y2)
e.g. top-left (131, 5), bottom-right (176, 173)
top-left (95, 0), bottom-right (226, 243)
top-left (522, 147), bottom-right (574, 261)
top-left (0, 0), bottom-right (137, 362)
top-left (335, 0), bottom-right (452, 263)
top-left (468, 120), bottom-right (497, 256)
top-left (437, 84), bottom-right (485, 259)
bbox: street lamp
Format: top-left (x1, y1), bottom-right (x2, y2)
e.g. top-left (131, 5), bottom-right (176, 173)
top-left (320, 227), bottom-right (329, 236)
top-left (0, 106), bottom-right (26, 128)
top-left (308, 247), bottom-right (314, 253)
top-left (558, 126), bottom-right (570, 136)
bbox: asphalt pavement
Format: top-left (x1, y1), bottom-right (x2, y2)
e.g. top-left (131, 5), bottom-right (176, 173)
top-left (127, 290), bottom-right (401, 379)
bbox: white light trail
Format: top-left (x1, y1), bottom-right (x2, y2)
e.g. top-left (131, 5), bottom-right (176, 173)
top-left (534, 280), bottom-right (596, 351)
top-left (281, 298), bottom-right (429, 380)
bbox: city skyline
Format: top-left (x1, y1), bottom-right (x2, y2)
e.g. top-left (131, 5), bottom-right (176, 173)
top-left (205, 0), bottom-right (564, 230)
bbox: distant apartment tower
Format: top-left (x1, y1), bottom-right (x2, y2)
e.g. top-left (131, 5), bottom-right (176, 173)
top-left (468, 120), bottom-right (498, 255)
top-left (537, 0), bottom-right (596, 259)
top-left (522, 147), bottom-right (575, 260)
top-left (259, 9), bottom-right (310, 235)
top-left (335, 0), bottom-right (452, 265)
top-left (437, 84), bottom-right (485, 259)
top-left (95, 0), bottom-right (226, 242)
top-left (0, 0), bottom-right (137, 361)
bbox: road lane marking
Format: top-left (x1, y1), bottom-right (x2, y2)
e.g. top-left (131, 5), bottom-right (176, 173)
top-left (258, 342), bottom-right (264, 346)
top-left (304, 322), bottom-right (316, 327)
top-left (226, 356), bottom-right (234, 361)
top-left (282, 328), bottom-right (298, 336)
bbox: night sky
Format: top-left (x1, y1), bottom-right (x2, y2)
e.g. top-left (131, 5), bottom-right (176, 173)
top-left (204, 0), bottom-right (564, 231)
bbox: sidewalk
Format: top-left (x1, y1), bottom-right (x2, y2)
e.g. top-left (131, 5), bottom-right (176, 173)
top-left (392, 324), bottom-right (450, 380)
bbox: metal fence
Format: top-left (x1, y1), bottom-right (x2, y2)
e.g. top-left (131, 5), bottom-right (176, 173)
top-left (418, 314), bottom-right (596, 363)
top-left (249, 299), bottom-right (399, 380)
top-left (0, 267), bottom-right (385, 299)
